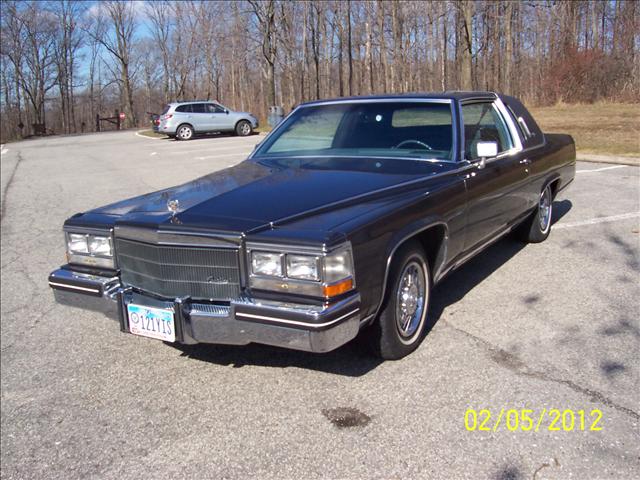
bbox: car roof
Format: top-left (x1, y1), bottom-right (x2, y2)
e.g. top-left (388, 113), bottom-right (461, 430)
top-left (168, 100), bottom-right (220, 106)
top-left (298, 91), bottom-right (498, 107)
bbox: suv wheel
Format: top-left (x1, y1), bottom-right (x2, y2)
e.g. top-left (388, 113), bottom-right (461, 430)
top-left (236, 120), bottom-right (252, 137)
top-left (364, 241), bottom-right (431, 360)
top-left (177, 124), bottom-right (194, 141)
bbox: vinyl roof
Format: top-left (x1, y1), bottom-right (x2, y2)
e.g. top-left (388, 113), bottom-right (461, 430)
top-left (299, 91), bottom-right (498, 106)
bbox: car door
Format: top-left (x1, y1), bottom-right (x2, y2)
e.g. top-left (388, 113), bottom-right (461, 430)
top-left (206, 103), bottom-right (232, 131)
top-left (461, 100), bottom-right (530, 251)
top-left (190, 103), bottom-right (211, 132)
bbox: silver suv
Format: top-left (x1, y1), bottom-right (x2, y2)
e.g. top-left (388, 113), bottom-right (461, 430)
top-left (158, 101), bottom-right (259, 140)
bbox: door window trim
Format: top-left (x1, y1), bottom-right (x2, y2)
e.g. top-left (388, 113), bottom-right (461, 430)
top-left (460, 98), bottom-right (524, 162)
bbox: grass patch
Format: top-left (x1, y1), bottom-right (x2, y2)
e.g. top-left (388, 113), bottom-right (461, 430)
top-left (528, 102), bottom-right (639, 157)
top-left (137, 129), bottom-right (167, 139)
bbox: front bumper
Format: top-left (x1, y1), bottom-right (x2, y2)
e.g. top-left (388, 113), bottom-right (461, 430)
top-left (48, 268), bottom-right (361, 353)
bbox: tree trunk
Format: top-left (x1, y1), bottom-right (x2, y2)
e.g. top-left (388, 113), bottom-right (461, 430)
top-left (377, 0), bottom-right (388, 93)
top-left (459, 0), bottom-right (473, 90)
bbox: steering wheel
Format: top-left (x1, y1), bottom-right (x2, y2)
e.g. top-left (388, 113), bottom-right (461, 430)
top-left (393, 139), bottom-right (433, 150)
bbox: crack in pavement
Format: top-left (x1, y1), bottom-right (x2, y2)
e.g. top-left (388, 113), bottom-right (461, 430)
top-left (1, 152), bottom-right (22, 223)
top-left (441, 319), bottom-right (640, 421)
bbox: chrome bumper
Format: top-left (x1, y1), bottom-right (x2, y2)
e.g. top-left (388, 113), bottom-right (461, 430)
top-left (48, 268), bottom-right (361, 353)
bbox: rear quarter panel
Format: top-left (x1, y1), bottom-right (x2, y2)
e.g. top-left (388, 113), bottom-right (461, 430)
top-left (527, 133), bottom-right (576, 199)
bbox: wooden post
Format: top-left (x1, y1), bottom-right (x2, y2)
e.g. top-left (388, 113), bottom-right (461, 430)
top-left (96, 113), bottom-right (100, 132)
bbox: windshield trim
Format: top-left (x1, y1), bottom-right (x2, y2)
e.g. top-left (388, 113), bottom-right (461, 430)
top-left (248, 98), bottom-right (458, 162)
top-left (252, 154), bottom-right (457, 165)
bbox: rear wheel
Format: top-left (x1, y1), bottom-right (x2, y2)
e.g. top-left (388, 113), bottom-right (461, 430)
top-left (235, 120), bottom-right (252, 137)
top-left (176, 124), bottom-right (194, 141)
top-left (364, 241), bottom-right (431, 360)
top-left (517, 184), bottom-right (553, 243)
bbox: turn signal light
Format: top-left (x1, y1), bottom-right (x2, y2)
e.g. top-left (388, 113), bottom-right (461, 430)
top-left (323, 278), bottom-right (353, 298)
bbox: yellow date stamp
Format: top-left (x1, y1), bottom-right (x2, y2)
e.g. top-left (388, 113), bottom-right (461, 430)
top-left (464, 408), bottom-right (603, 432)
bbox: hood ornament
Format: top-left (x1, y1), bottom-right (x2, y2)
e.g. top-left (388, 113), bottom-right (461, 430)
top-left (167, 199), bottom-right (179, 215)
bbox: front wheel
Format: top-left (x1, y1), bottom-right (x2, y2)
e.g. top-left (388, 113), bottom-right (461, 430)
top-left (517, 184), bottom-right (553, 243)
top-left (235, 120), bottom-right (252, 137)
top-left (364, 241), bottom-right (431, 360)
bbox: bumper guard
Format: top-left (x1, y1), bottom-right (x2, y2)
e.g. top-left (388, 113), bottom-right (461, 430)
top-left (48, 268), bottom-right (361, 353)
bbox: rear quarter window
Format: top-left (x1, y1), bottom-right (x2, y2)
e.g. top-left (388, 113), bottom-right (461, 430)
top-left (175, 105), bottom-right (192, 113)
top-left (501, 95), bottom-right (544, 149)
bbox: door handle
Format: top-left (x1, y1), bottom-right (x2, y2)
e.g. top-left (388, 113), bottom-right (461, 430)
top-left (519, 158), bottom-right (531, 165)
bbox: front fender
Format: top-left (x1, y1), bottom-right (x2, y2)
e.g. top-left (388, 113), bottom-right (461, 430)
top-left (364, 217), bottom-right (449, 323)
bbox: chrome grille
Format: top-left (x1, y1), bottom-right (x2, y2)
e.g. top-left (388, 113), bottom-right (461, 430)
top-left (115, 238), bottom-right (241, 300)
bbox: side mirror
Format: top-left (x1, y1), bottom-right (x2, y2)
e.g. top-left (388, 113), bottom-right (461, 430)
top-left (476, 141), bottom-right (498, 159)
top-left (225, 109), bottom-right (229, 115)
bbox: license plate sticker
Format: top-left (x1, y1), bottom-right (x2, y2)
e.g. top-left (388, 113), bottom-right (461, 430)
top-left (127, 304), bottom-right (175, 343)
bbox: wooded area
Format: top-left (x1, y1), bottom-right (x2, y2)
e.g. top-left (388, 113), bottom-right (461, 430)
top-left (1, 0), bottom-right (638, 142)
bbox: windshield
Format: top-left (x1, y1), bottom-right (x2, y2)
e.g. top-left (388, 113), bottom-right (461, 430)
top-left (254, 101), bottom-right (454, 164)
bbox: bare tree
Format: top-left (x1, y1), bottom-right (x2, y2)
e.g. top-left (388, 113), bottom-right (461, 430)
top-left (1, 0), bottom-right (639, 142)
top-left (146, 1), bottom-right (172, 103)
top-left (1, 1), bottom-right (59, 133)
top-left (457, 0), bottom-right (474, 90)
top-left (249, 0), bottom-right (278, 107)
top-left (51, 0), bottom-right (84, 134)
top-left (87, 1), bottom-right (137, 127)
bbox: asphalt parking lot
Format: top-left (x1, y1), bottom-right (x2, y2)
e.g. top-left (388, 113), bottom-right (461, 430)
top-left (1, 131), bottom-right (639, 479)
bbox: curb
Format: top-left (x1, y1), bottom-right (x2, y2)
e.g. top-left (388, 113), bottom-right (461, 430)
top-left (135, 130), bottom-right (166, 140)
top-left (576, 153), bottom-right (639, 167)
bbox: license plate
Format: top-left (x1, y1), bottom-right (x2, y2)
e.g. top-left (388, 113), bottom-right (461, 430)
top-left (127, 304), bottom-right (175, 342)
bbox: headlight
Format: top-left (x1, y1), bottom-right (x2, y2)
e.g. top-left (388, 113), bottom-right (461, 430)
top-left (286, 254), bottom-right (319, 281)
top-left (247, 243), bottom-right (354, 298)
top-left (251, 251), bottom-right (283, 277)
top-left (65, 231), bottom-right (114, 269)
top-left (67, 233), bottom-right (89, 254)
top-left (88, 236), bottom-right (112, 256)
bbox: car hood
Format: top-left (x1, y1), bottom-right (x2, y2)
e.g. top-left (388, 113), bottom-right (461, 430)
top-left (88, 157), bottom-right (456, 234)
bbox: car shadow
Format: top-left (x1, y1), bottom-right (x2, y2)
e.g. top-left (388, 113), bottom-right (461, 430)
top-left (551, 199), bottom-right (572, 226)
top-left (170, 131), bottom-right (260, 142)
top-left (427, 199), bottom-right (572, 335)
top-left (171, 200), bottom-right (572, 377)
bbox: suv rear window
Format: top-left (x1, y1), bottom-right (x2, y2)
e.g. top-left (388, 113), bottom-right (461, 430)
top-left (175, 104), bottom-right (192, 113)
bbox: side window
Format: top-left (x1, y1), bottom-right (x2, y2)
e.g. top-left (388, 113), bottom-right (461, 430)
top-left (175, 104), bottom-right (191, 113)
top-left (207, 103), bottom-right (226, 114)
top-left (191, 103), bottom-right (206, 114)
top-left (461, 102), bottom-right (513, 159)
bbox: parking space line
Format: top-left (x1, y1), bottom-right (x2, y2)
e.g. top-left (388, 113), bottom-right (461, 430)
top-left (576, 165), bottom-right (628, 173)
top-left (554, 212), bottom-right (640, 229)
